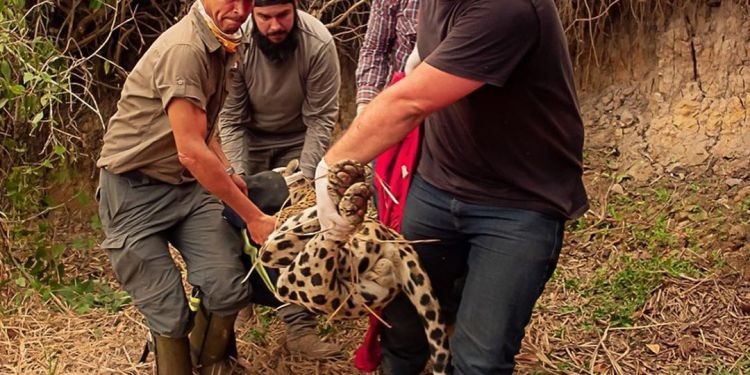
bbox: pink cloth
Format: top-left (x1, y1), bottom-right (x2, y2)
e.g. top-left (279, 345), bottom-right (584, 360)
top-left (353, 71), bottom-right (421, 372)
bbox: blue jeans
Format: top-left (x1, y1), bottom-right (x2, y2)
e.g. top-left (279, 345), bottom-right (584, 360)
top-left (380, 175), bottom-right (564, 375)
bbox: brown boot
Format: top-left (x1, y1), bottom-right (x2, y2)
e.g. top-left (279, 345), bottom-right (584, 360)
top-left (153, 334), bottom-right (192, 375)
top-left (285, 331), bottom-right (343, 359)
top-left (278, 304), bottom-right (342, 359)
top-left (190, 307), bottom-right (238, 375)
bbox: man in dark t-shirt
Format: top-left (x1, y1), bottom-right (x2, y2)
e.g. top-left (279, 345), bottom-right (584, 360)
top-left (316, 0), bottom-right (588, 373)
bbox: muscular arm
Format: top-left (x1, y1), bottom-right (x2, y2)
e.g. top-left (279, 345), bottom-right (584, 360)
top-left (209, 133), bottom-right (248, 195)
top-left (169, 98), bottom-right (273, 243)
top-left (325, 62), bottom-right (484, 164)
top-left (208, 134), bottom-right (232, 170)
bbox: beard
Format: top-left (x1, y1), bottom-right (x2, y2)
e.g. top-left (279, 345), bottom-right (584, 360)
top-left (251, 14), bottom-right (299, 64)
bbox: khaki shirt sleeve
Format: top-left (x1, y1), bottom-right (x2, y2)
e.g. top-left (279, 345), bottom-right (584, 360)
top-left (154, 44), bottom-right (209, 111)
top-left (300, 39), bottom-right (340, 178)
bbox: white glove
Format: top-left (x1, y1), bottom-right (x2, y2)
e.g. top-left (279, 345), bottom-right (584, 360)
top-left (315, 159), bottom-right (354, 241)
top-left (283, 170), bottom-right (304, 186)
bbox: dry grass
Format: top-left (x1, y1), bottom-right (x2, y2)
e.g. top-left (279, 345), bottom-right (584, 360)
top-left (2, 166), bottom-right (748, 374)
top-left (2, 2), bottom-right (750, 373)
top-left (520, 235), bottom-right (750, 374)
top-left (0, 281), bottom-right (371, 374)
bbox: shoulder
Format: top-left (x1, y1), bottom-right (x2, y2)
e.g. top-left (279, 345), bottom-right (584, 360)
top-left (150, 40), bottom-right (206, 66)
top-left (157, 16), bottom-right (202, 47)
top-left (149, 17), bottom-right (208, 59)
top-left (296, 10), bottom-right (334, 46)
top-left (136, 38), bottom-right (208, 83)
top-left (436, 0), bottom-right (537, 41)
top-left (464, 0), bottom-right (536, 24)
top-left (369, 0), bottom-right (391, 11)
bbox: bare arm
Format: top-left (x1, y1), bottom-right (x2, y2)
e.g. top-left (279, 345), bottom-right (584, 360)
top-left (168, 98), bottom-right (274, 244)
top-left (209, 133), bottom-right (248, 195)
top-left (208, 134), bottom-right (233, 170)
top-left (325, 62), bottom-right (484, 164)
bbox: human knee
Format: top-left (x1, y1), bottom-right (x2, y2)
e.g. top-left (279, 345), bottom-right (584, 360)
top-left (450, 348), bottom-right (516, 375)
top-left (145, 301), bottom-right (192, 338)
top-left (110, 253), bottom-right (191, 337)
top-left (197, 268), bottom-right (250, 315)
top-left (449, 319), bottom-right (519, 375)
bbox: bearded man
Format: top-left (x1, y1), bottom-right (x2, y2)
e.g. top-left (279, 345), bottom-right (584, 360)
top-left (218, 0), bottom-right (341, 358)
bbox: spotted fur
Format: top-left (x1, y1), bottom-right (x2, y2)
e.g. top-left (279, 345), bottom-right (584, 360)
top-left (260, 160), bottom-right (451, 374)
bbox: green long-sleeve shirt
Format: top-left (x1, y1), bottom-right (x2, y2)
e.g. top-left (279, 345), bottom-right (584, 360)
top-left (219, 10), bottom-right (340, 178)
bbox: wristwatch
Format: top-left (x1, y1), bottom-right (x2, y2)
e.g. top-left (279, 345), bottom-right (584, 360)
top-left (225, 166), bottom-right (236, 176)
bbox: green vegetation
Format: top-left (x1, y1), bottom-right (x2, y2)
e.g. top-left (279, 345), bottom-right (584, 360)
top-left (3, 221), bottom-right (130, 314)
top-left (1, 0), bottom-right (96, 215)
top-left (244, 306), bottom-right (277, 345)
top-left (0, 0), bottom-right (117, 315)
top-left (561, 184), bottom-right (740, 329)
top-left (585, 254), bottom-right (701, 326)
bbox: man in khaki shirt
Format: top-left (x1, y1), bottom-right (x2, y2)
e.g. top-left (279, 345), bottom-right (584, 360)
top-left (96, 0), bottom-right (272, 373)
top-left (218, 0), bottom-right (341, 358)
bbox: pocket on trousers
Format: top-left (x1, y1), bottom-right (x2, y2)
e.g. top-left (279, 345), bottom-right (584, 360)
top-left (101, 234), bottom-right (126, 251)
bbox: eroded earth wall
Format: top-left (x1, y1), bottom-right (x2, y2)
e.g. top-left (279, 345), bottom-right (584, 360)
top-left (581, 1), bottom-right (749, 183)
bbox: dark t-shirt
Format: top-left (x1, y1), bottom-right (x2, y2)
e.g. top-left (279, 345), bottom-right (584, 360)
top-left (416, 0), bottom-right (589, 219)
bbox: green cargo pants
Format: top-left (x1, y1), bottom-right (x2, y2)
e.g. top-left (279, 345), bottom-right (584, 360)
top-left (97, 169), bottom-right (250, 337)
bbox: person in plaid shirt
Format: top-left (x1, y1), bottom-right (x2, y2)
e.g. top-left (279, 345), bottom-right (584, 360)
top-left (355, 0), bottom-right (418, 115)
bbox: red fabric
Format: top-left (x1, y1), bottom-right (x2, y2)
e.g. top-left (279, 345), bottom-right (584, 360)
top-left (353, 71), bottom-right (421, 372)
top-left (353, 314), bottom-right (384, 372)
top-left (373, 126), bottom-right (421, 231)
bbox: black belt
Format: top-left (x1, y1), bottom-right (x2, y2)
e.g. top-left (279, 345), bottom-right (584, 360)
top-left (118, 169), bottom-right (163, 186)
top-left (114, 169), bottom-right (193, 186)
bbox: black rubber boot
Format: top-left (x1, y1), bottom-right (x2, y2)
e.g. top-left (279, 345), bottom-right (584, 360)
top-left (153, 334), bottom-right (192, 375)
top-left (190, 306), bottom-right (238, 375)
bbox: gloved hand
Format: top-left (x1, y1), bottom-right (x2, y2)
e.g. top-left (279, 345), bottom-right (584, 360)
top-left (315, 159), bottom-right (354, 241)
top-left (284, 169), bottom-right (305, 186)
